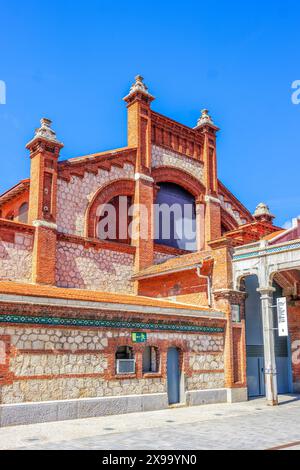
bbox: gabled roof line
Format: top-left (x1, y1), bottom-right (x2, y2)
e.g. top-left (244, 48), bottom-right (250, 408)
top-left (0, 179), bottom-right (30, 206)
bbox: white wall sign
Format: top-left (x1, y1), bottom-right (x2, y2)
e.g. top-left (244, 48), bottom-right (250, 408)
top-left (277, 297), bottom-right (289, 337)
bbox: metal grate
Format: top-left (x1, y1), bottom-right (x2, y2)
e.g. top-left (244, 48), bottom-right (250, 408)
top-left (246, 345), bottom-right (264, 357)
top-left (116, 359), bottom-right (135, 374)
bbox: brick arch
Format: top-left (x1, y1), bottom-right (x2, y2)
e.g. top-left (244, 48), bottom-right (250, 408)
top-left (165, 342), bottom-right (188, 378)
top-left (86, 179), bottom-right (135, 238)
top-left (152, 167), bottom-right (205, 198)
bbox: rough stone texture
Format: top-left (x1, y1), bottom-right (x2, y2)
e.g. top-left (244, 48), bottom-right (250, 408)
top-left (186, 373), bottom-right (225, 391)
top-left (1, 326), bottom-right (110, 352)
top-left (0, 233), bottom-right (33, 282)
top-left (55, 240), bottom-right (135, 294)
top-left (56, 163), bottom-right (135, 236)
top-left (146, 332), bottom-right (224, 353)
top-left (189, 354), bottom-right (224, 372)
top-left (2, 377), bottom-right (167, 404)
top-left (152, 145), bottom-right (204, 184)
top-left (187, 334), bottom-right (224, 353)
top-left (154, 251), bottom-right (177, 265)
top-left (1, 325), bottom-right (225, 405)
top-left (10, 353), bottom-right (107, 377)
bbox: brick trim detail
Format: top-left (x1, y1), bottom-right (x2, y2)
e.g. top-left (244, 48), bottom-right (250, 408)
top-left (86, 179), bottom-right (135, 238)
top-left (152, 167), bottom-right (205, 198)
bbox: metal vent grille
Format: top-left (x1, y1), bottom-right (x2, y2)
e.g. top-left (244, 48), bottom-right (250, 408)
top-left (246, 345), bottom-right (264, 357)
top-left (116, 359), bottom-right (135, 374)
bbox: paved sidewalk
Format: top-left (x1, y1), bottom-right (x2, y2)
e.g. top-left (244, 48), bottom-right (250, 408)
top-left (1, 395), bottom-right (300, 450)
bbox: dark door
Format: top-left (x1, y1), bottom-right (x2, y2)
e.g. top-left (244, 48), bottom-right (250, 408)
top-left (246, 347), bottom-right (265, 397)
top-left (167, 348), bottom-right (180, 405)
top-left (275, 334), bottom-right (291, 394)
top-left (245, 276), bottom-right (292, 398)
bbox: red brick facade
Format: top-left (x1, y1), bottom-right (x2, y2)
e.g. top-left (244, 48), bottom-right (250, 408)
top-left (0, 76), bottom-right (290, 422)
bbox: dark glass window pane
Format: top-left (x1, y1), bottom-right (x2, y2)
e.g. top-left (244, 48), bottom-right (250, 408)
top-left (155, 183), bottom-right (196, 251)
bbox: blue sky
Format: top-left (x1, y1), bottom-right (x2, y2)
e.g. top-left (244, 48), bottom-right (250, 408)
top-left (0, 0), bottom-right (299, 227)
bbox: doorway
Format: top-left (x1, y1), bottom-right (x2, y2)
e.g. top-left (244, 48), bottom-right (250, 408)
top-left (167, 347), bottom-right (180, 405)
top-left (245, 276), bottom-right (292, 398)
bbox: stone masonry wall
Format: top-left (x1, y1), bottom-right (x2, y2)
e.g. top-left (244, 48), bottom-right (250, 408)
top-left (0, 233), bottom-right (33, 283)
top-left (152, 145), bottom-right (204, 184)
top-left (0, 325), bottom-right (225, 404)
top-left (56, 163), bottom-right (135, 236)
top-left (56, 240), bottom-right (135, 294)
top-left (154, 251), bottom-right (177, 265)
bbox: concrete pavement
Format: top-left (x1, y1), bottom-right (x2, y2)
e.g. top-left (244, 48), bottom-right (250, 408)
top-left (1, 395), bottom-right (300, 450)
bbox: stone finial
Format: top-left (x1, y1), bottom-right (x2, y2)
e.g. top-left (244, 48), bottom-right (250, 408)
top-left (253, 203), bottom-right (275, 223)
top-left (195, 109), bottom-right (214, 128)
top-left (27, 118), bottom-right (63, 149)
top-left (124, 75), bottom-right (154, 101)
top-left (34, 118), bottom-right (59, 142)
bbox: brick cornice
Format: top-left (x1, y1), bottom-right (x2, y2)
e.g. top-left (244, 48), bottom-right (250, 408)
top-left (0, 218), bottom-right (35, 234)
top-left (151, 111), bottom-right (205, 147)
top-left (57, 232), bottom-right (136, 255)
top-left (58, 148), bottom-right (136, 182)
top-left (213, 289), bottom-right (247, 304)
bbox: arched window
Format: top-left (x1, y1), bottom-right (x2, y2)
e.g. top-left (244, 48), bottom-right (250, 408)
top-left (97, 196), bottom-right (133, 244)
top-left (18, 202), bottom-right (29, 223)
top-left (115, 346), bottom-right (135, 374)
top-left (155, 183), bottom-right (196, 251)
top-left (143, 346), bottom-right (160, 374)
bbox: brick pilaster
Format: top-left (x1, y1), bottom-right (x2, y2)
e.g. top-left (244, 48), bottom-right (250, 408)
top-left (195, 112), bottom-right (221, 245)
top-left (124, 77), bottom-right (155, 274)
top-left (132, 174), bottom-right (154, 274)
top-left (26, 119), bottom-right (63, 285)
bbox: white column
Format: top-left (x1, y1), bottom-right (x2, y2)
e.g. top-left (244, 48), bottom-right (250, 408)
top-left (257, 287), bottom-right (278, 406)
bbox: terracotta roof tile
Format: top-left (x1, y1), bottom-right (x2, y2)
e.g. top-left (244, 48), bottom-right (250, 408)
top-left (262, 230), bottom-right (286, 241)
top-left (132, 251), bottom-right (213, 280)
top-left (0, 179), bottom-right (30, 205)
top-left (0, 281), bottom-right (220, 313)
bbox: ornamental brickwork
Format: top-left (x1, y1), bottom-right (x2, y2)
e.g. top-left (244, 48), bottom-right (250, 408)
top-left (0, 76), bottom-right (285, 424)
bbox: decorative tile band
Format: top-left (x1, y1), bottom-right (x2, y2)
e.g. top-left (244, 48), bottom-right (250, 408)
top-left (0, 314), bottom-right (224, 334)
top-left (233, 251), bottom-right (260, 260)
top-left (233, 242), bottom-right (300, 261)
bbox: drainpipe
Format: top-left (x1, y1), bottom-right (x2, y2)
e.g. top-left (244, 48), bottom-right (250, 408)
top-left (196, 264), bottom-right (212, 308)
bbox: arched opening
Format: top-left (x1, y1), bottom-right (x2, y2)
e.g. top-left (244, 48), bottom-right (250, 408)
top-left (167, 347), bottom-right (181, 405)
top-left (97, 195), bottom-right (133, 244)
top-left (18, 202), bottom-right (29, 224)
top-left (86, 179), bottom-right (135, 241)
top-left (155, 183), bottom-right (196, 252)
top-left (115, 346), bottom-right (135, 375)
top-left (142, 346), bottom-right (160, 374)
top-left (242, 275), bottom-right (292, 398)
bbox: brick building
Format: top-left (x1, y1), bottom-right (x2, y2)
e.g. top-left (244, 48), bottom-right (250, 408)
top-left (0, 76), bottom-right (298, 426)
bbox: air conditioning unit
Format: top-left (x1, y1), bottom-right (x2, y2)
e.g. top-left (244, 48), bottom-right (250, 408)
top-left (116, 359), bottom-right (135, 375)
